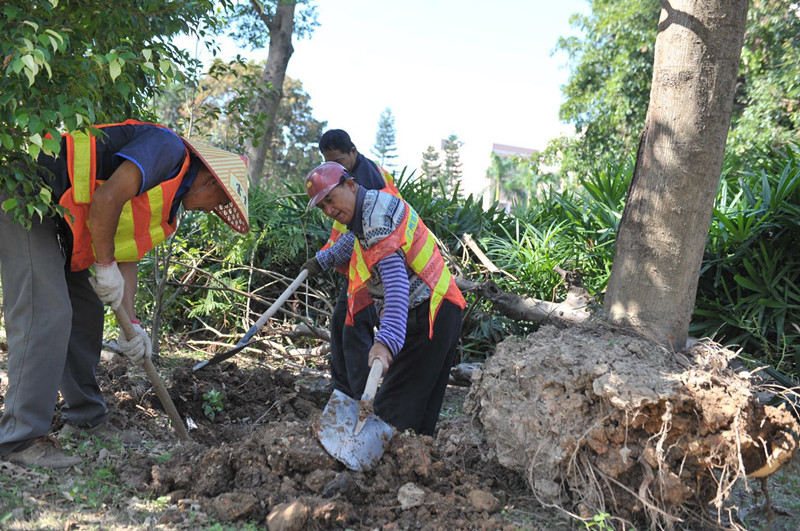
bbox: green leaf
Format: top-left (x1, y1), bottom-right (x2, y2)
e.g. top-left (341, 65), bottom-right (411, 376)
top-left (39, 187), bottom-right (52, 203)
top-left (21, 54), bottom-right (36, 71)
top-left (109, 60), bottom-right (122, 81)
top-left (15, 112), bottom-right (29, 128)
top-left (28, 115), bottom-right (44, 135)
top-left (2, 197), bottom-right (18, 212)
top-left (11, 57), bottom-right (24, 74)
top-left (27, 142), bottom-right (40, 160)
top-left (117, 81), bottom-right (131, 98)
top-left (734, 274), bottom-right (763, 292)
top-left (758, 298), bottom-right (786, 309)
top-left (44, 29), bottom-right (64, 47)
top-left (43, 137), bottom-right (61, 153)
top-left (0, 133), bottom-right (14, 149)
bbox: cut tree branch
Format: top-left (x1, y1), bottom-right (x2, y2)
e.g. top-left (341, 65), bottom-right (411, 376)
top-left (456, 275), bottom-right (593, 326)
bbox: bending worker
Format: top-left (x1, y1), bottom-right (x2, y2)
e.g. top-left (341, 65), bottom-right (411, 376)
top-left (303, 129), bottom-right (400, 401)
top-left (0, 119), bottom-right (249, 469)
top-left (303, 161), bottom-right (465, 435)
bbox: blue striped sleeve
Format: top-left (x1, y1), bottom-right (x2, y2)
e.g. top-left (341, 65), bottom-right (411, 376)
top-left (317, 231), bottom-right (355, 270)
top-left (374, 253), bottom-right (408, 356)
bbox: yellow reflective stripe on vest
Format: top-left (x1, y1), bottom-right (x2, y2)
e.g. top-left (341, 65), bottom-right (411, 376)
top-left (330, 220), bottom-right (349, 242)
top-left (407, 234), bottom-right (435, 273)
top-left (380, 166), bottom-right (395, 186)
top-left (432, 268), bottom-right (452, 300)
top-left (350, 241), bottom-right (371, 283)
top-left (113, 186), bottom-right (168, 262)
top-left (404, 209), bottom-right (418, 243)
top-left (400, 210), bottom-right (435, 272)
top-left (113, 199), bottom-right (138, 261)
top-left (427, 269), bottom-right (452, 330)
top-left (71, 131), bottom-right (93, 204)
top-left (145, 185), bottom-right (166, 243)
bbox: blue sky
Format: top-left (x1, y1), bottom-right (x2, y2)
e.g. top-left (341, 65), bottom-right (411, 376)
top-left (182, 1), bottom-right (589, 195)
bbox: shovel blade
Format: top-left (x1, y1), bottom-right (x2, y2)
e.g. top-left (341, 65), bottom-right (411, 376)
top-left (316, 390), bottom-right (394, 471)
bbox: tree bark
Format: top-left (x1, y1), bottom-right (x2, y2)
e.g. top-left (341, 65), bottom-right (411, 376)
top-left (604, 0), bottom-right (749, 351)
top-left (245, 0), bottom-right (296, 189)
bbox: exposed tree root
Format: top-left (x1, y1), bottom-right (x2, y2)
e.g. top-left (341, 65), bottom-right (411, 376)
top-left (466, 325), bottom-right (800, 530)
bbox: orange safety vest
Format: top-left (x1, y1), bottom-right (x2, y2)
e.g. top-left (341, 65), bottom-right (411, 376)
top-left (346, 197), bottom-right (466, 338)
top-left (57, 119), bottom-right (190, 271)
top-left (319, 162), bottom-right (401, 274)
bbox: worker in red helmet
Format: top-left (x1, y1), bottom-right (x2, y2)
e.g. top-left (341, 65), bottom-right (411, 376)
top-left (0, 120), bottom-right (249, 470)
top-left (303, 161), bottom-right (465, 435)
top-left (303, 130), bottom-right (402, 404)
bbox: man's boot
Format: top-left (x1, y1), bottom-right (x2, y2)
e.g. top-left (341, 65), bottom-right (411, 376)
top-left (7, 436), bottom-right (82, 470)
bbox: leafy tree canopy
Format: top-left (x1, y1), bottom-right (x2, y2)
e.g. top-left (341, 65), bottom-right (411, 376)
top-left (555, 0), bottom-right (659, 178)
top-left (550, 0), bottom-right (799, 179)
top-left (155, 58), bottom-right (324, 186)
top-left (728, 0), bottom-right (800, 158)
top-left (1, 0), bottom-right (230, 226)
top-left (226, 0), bottom-right (319, 49)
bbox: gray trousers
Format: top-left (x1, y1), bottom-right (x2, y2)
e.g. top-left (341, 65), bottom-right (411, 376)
top-left (0, 206), bottom-right (107, 456)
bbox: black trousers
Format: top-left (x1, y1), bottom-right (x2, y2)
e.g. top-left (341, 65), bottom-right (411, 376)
top-left (329, 286), bottom-right (379, 399)
top-left (374, 298), bottom-right (462, 436)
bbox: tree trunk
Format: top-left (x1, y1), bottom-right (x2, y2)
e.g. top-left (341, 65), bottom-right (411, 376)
top-left (245, 0), bottom-right (296, 189)
top-left (604, 0), bottom-right (748, 351)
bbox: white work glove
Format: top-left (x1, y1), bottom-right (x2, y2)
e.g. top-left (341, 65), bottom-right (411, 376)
top-left (118, 322), bottom-right (152, 366)
top-left (89, 260), bottom-right (124, 310)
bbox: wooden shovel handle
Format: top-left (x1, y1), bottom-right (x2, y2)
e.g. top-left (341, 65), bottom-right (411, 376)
top-left (115, 308), bottom-right (190, 442)
top-left (361, 359), bottom-right (383, 402)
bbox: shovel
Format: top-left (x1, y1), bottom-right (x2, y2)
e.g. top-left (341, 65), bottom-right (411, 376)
top-left (316, 359), bottom-right (395, 471)
top-left (193, 269), bottom-right (309, 371)
top-left (114, 307), bottom-right (190, 442)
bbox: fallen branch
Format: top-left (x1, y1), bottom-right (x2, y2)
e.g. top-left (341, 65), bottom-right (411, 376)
top-left (282, 323), bottom-right (331, 342)
top-left (456, 276), bottom-right (593, 326)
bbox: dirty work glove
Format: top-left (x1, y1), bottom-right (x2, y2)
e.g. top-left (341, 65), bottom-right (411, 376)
top-left (89, 260), bottom-right (124, 310)
top-left (302, 256), bottom-right (324, 277)
top-left (118, 321), bottom-right (152, 366)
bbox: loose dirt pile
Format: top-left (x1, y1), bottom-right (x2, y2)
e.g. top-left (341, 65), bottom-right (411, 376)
top-left (467, 324), bottom-right (800, 529)
top-left (2, 324), bottom-right (799, 529)
top-left (101, 358), bottom-right (539, 529)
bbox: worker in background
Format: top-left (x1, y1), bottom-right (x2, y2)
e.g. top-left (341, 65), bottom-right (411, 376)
top-left (0, 119), bottom-right (249, 469)
top-left (303, 161), bottom-right (464, 435)
top-left (303, 129), bottom-right (401, 401)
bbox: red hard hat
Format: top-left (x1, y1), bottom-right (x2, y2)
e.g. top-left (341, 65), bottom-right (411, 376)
top-left (305, 161), bottom-right (350, 210)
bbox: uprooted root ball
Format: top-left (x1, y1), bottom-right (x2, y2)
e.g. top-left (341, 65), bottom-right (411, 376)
top-left (466, 324), bottom-right (799, 529)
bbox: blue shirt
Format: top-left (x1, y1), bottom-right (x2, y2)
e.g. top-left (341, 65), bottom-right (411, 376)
top-left (38, 123), bottom-right (198, 222)
top-left (350, 153), bottom-right (387, 191)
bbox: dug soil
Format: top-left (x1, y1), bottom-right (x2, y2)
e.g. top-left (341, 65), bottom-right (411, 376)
top-left (1, 324), bottom-right (799, 530)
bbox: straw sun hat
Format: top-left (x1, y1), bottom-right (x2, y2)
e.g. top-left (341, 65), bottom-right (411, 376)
top-left (182, 137), bottom-right (250, 234)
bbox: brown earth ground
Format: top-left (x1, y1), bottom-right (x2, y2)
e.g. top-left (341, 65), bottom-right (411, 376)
top-left (0, 325), bottom-right (799, 530)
